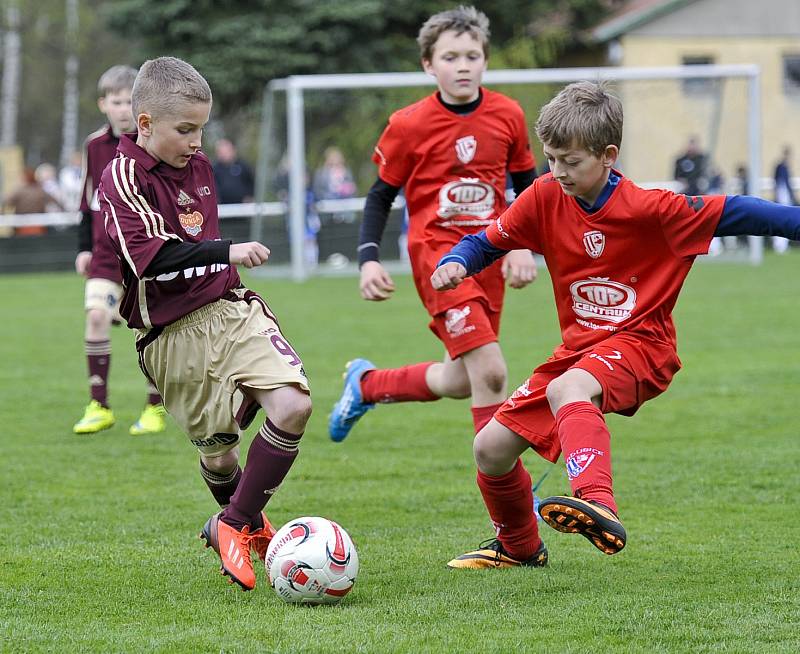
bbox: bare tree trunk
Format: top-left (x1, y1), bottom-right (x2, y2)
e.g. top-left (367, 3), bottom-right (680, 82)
top-left (0, 3), bottom-right (21, 148)
top-left (60, 0), bottom-right (80, 168)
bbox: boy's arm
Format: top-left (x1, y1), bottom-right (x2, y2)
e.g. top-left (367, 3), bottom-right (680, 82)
top-left (509, 168), bottom-right (536, 198)
top-left (358, 177), bottom-right (401, 266)
top-left (432, 232), bottom-right (510, 291)
top-left (715, 196), bottom-right (800, 238)
top-left (358, 177), bottom-right (401, 301)
top-left (143, 239), bottom-right (232, 276)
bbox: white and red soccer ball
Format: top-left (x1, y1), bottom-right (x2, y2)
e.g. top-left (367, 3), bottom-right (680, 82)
top-left (265, 516), bottom-right (359, 605)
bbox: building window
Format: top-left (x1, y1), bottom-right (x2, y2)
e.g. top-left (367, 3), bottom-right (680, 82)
top-left (682, 56), bottom-right (715, 95)
top-left (784, 55), bottom-right (800, 94)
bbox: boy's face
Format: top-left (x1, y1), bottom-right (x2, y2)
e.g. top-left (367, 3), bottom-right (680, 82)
top-left (422, 30), bottom-right (486, 104)
top-left (543, 141), bottom-right (619, 206)
top-left (137, 101), bottom-right (211, 169)
top-left (99, 89), bottom-right (134, 135)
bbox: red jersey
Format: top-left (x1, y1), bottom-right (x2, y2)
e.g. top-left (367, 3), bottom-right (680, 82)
top-left (99, 134), bottom-right (240, 329)
top-left (485, 172), bottom-right (725, 353)
top-left (81, 125), bottom-right (124, 282)
top-left (373, 89), bottom-right (535, 315)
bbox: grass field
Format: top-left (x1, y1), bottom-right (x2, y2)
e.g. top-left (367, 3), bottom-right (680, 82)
top-left (1, 257), bottom-right (799, 653)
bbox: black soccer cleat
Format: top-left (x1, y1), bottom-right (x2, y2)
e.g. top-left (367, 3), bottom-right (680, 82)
top-left (538, 495), bottom-right (626, 555)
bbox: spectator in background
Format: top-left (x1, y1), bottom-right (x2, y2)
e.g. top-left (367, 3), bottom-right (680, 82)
top-left (34, 163), bottom-right (63, 212)
top-left (212, 138), bottom-right (254, 204)
top-left (734, 164), bottom-right (749, 195)
top-left (59, 150), bottom-right (84, 212)
top-left (312, 146), bottom-right (357, 223)
top-left (4, 167), bottom-right (62, 236)
top-left (312, 146), bottom-right (356, 201)
top-left (772, 146), bottom-right (796, 254)
top-left (673, 136), bottom-right (709, 196)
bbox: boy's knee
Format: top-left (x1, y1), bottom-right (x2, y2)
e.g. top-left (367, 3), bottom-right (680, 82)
top-left (86, 308), bottom-right (109, 332)
top-left (201, 449), bottom-right (239, 474)
top-left (545, 375), bottom-right (571, 410)
top-left (477, 363), bottom-right (506, 395)
top-left (271, 392), bottom-right (313, 433)
top-left (473, 430), bottom-right (513, 475)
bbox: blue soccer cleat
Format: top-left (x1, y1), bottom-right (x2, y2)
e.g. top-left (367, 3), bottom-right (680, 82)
top-left (328, 358), bottom-right (376, 442)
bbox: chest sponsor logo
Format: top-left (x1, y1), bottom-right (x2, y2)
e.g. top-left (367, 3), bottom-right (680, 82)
top-left (437, 178), bottom-right (495, 224)
top-left (455, 135), bottom-right (477, 164)
top-left (570, 277), bottom-right (636, 325)
top-left (178, 210), bottom-right (204, 236)
top-left (444, 305), bottom-right (476, 337)
top-left (196, 185), bottom-right (212, 197)
top-left (177, 189), bottom-right (195, 206)
top-left (583, 230), bottom-right (605, 258)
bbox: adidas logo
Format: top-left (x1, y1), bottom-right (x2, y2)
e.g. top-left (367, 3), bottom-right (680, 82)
top-left (176, 189), bottom-right (195, 206)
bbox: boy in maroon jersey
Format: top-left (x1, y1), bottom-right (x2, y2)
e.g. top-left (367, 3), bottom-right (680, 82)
top-left (99, 57), bottom-right (312, 591)
top-left (433, 81), bottom-right (800, 568)
top-left (329, 6), bottom-right (539, 448)
top-left (73, 65), bottom-right (167, 436)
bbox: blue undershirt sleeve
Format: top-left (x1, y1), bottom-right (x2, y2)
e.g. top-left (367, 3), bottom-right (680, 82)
top-left (437, 232), bottom-right (509, 276)
top-left (715, 195), bottom-right (800, 239)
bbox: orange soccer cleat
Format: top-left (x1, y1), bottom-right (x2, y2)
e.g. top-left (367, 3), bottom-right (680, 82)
top-left (249, 512), bottom-right (277, 564)
top-left (200, 513), bottom-right (257, 590)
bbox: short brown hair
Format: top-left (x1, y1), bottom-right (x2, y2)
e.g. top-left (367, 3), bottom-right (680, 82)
top-left (417, 6), bottom-right (490, 62)
top-left (97, 65), bottom-right (137, 97)
top-left (131, 56), bottom-right (212, 120)
top-left (535, 81), bottom-right (623, 155)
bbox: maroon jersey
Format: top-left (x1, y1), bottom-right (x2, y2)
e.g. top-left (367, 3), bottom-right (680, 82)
top-left (99, 134), bottom-right (240, 328)
top-left (81, 125), bottom-right (124, 282)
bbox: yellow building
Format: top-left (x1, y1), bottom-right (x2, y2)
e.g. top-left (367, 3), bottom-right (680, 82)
top-left (591, 0), bottom-right (800, 193)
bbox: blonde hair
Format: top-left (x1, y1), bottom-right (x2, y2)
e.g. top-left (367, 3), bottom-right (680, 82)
top-left (131, 57), bottom-right (212, 120)
top-left (535, 81), bottom-right (623, 155)
top-left (417, 5), bottom-right (490, 62)
top-left (97, 65), bottom-right (137, 97)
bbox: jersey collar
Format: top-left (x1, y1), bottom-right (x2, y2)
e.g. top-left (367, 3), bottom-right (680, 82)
top-left (575, 169), bottom-right (622, 214)
top-left (118, 133), bottom-right (160, 171)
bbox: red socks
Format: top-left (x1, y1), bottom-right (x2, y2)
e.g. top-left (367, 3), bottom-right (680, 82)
top-left (555, 401), bottom-right (616, 514)
top-left (361, 362), bottom-right (438, 404)
top-left (477, 459), bottom-right (541, 560)
top-left (471, 402), bottom-right (502, 434)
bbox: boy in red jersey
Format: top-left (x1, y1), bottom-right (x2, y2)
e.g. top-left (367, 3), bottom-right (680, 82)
top-left (433, 81), bottom-right (800, 567)
top-left (73, 65), bottom-right (168, 436)
top-left (99, 57), bottom-right (312, 591)
top-left (329, 6), bottom-right (539, 445)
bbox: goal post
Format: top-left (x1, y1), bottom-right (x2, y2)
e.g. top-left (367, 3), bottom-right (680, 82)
top-left (258, 64), bottom-right (763, 281)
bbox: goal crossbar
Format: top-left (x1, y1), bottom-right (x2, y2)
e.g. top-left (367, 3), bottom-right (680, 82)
top-left (259, 64), bottom-right (762, 280)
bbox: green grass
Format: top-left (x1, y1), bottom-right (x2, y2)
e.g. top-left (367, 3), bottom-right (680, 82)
top-left (1, 256), bottom-right (799, 653)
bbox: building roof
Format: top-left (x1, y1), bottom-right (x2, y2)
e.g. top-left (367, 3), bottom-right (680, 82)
top-left (591, 0), bottom-right (699, 42)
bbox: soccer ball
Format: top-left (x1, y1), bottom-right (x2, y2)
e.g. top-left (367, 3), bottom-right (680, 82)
top-left (265, 516), bottom-right (359, 605)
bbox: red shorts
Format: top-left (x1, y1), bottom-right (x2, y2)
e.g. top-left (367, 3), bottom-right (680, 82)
top-left (495, 332), bottom-right (681, 463)
top-left (428, 299), bottom-right (501, 359)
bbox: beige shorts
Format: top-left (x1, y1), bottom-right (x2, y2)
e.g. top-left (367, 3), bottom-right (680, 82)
top-left (85, 278), bottom-right (123, 322)
top-left (136, 288), bottom-right (310, 457)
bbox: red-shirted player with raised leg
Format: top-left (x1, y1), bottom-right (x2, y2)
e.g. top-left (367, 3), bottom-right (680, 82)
top-left (433, 81), bottom-right (800, 567)
top-left (329, 7), bottom-right (540, 467)
top-left (100, 57), bottom-right (312, 591)
top-left (73, 65), bottom-right (167, 436)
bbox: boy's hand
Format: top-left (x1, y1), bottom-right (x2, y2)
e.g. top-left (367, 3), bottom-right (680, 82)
top-left (502, 249), bottom-right (537, 289)
top-left (360, 260), bottom-right (395, 301)
top-left (229, 242), bottom-right (270, 268)
top-left (75, 251), bottom-right (92, 277)
top-left (431, 262), bottom-right (467, 291)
